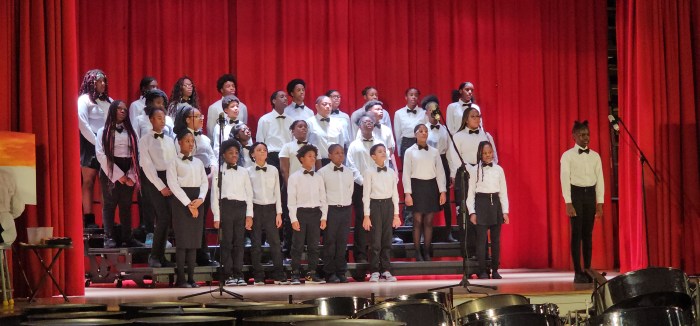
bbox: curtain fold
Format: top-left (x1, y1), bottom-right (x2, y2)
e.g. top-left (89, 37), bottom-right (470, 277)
top-left (617, 0), bottom-right (700, 273)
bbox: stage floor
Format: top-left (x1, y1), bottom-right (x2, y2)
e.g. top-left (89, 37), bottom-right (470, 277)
top-left (6, 269), bottom-right (618, 316)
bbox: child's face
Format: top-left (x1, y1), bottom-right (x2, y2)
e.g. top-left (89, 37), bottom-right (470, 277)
top-left (573, 128), bottom-right (590, 148)
top-left (149, 110), bottom-right (166, 132)
top-left (224, 101), bottom-right (240, 119)
top-left (405, 89), bottom-right (419, 107)
top-left (252, 144), bottom-right (268, 164)
top-left (223, 146), bottom-right (239, 165)
top-left (236, 124), bottom-right (252, 142)
top-left (364, 88), bottom-right (378, 101)
top-left (115, 102), bottom-right (128, 124)
top-left (415, 125), bottom-right (429, 142)
top-left (292, 122), bottom-right (308, 140)
top-left (181, 79), bottom-right (194, 97)
top-left (273, 91), bottom-right (288, 109)
top-left (329, 91), bottom-right (341, 109)
top-left (328, 146), bottom-right (345, 166)
top-left (291, 84), bottom-right (305, 102)
top-left (95, 77), bottom-right (106, 94)
top-left (316, 97), bottom-right (332, 117)
top-left (220, 81), bottom-right (236, 96)
top-left (299, 150), bottom-right (317, 170)
top-left (460, 84), bottom-right (474, 102)
top-left (481, 144), bottom-right (494, 163)
top-left (466, 109), bottom-right (481, 130)
top-left (371, 146), bottom-right (387, 165)
top-left (187, 109), bottom-right (204, 130)
top-left (369, 105), bottom-right (384, 121)
top-left (150, 97), bottom-right (165, 109)
top-left (179, 134), bottom-right (195, 155)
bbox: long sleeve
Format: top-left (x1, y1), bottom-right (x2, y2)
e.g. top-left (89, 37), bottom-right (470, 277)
top-left (560, 154), bottom-right (572, 203)
top-left (95, 129), bottom-right (126, 183)
top-left (211, 166), bottom-right (222, 222)
top-left (167, 160), bottom-right (191, 207)
top-left (362, 169), bottom-right (373, 214)
top-left (198, 164), bottom-right (208, 200)
top-left (273, 172), bottom-right (282, 214)
top-left (435, 153), bottom-right (447, 193)
top-left (402, 151), bottom-right (414, 194)
top-left (466, 167), bottom-right (478, 215)
top-left (319, 180), bottom-right (328, 221)
top-left (139, 137), bottom-right (166, 191)
top-left (595, 158), bottom-right (605, 204)
top-left (499, 168), bottom-right (509, 213)
top-left (287, 174), bottom-right (299, 223)
top-left (391, 173), bottom-right (400, 213)
top-left (244, 173), bottom-right (254, 216)
top-left (347, 145), bottom-right (364, 185)
top-left (78, 97), bottom-right (97, 144)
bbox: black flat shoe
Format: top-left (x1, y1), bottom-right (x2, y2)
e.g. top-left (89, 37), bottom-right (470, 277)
top-left (176, 282), bottom-right (192, 288)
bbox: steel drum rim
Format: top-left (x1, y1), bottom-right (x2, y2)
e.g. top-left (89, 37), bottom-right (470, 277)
top-left (585, 305), bottom-right (693, 325)
top-left (459, 303), bottom-right (560, 322)
top-left (354, 299), bottom-right (445, 317)
top-left (451, 294), bottom-right (531, 319)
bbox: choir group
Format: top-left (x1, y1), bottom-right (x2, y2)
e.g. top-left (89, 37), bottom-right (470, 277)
top-left (76, 69), bottom-right (602, 286)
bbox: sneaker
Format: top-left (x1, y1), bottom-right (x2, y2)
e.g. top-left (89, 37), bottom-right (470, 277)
top-left (326, 274), bottom-right (340, 283)
top-left (369, 272), bottom-right (380, 282)
top-left (165, 240), bottom-right (173, 248)
top-left (236, 278), bottom-right (248, 286)
top-left (275, 278), bottom-right (290, 285)
top-left (254, 278), bottom-right (265, 285)
top-left (392, 236), bottom-right (404, 244)
top-left (305, 272), bottom-right (326, 284)
top-left (290, 272), bottom-right (301, 285)
top-left (244, 237), bottom-right (252, 247)
top-left (380, 271), bottom-right (397, 282)
top-left (148, 255), bottom-right (162, 268)
top-left (144, 233), bottom-right (154, 247)
top-left (225, 277), bottom-right (238, 286)
top-left (337, 274), bottom-right (349, 283)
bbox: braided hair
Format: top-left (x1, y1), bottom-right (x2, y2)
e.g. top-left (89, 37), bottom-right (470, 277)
top-left (474, 140), bottom-right (492, 184)
top-left (101, 100), bottom-right (139, 189)
top-left (79, 69), bottom-right (110, 103)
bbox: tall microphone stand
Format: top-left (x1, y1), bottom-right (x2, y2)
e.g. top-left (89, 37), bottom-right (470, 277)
top-left (429, 109), bottom-right (495, 294)
top-left (613, 116), bottom-right (659, 266)
top-left (179, 116), bottom-right (244, 300)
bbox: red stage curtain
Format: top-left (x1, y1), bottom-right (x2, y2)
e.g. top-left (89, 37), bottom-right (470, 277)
top-left (616, 0), bottom-right (700, 274)
top-left (0, 0), bottom-right (84, 297)
top-left (76, 0), bottom-right (612, 271)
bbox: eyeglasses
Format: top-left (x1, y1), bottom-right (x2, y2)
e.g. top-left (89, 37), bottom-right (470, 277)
top-left (183, 83), bottom-right (194, 88)
top-left (190, 115), bottom-right (204, 120)
top-left (330, 95), bottom-right (341, 99)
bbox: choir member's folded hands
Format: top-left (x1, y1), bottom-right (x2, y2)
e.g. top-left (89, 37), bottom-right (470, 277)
top-left (160, 187), bottom-right (173, 196)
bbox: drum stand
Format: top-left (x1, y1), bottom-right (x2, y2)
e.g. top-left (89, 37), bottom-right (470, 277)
top-left (179, 117), bottom-right (244, 301)
top-left (428, 119), bottom-right (495, 294)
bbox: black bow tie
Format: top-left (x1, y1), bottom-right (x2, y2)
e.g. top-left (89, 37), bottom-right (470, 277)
top-left (331, 109), bottom-right (339, 115)
top-left (115, 127), bottom-right (124, 133)
top-left (468, 129), bottom-right (480, 134)
top-left (362, 138), bottom-right (374, 142)
top-left (334, 166), bottom-right (343, 172)
top-left (418, 145), bottom-right (429, 151)
top-left (243, 145), bottom-right (252, 151)
top-left (256, 166), bottom-right (267, 172)
top-left (462, 102), bottom-right (472, 107)
top-left (153, 133), bottom-right (164, 139)
top-left (193, 130), bottom-right (202, 136)
top-left (407, 109), bottom-right (417, 114)
top-left (320, 117), bottom-right (330, 122)
top-left (430, 124), bottom-right (440, 130)
top-left (227, 163), bottom-right (237, 170)
top-left (375, 123), bottom-right (381, 129)
top-left (579, 148), bottom-right (590, 154)
top-left (303, 170), bottom-right (314, 176)
top-left (297, 141), bottom-right (308, 145)
top-left (229, 120), bottom-right (239, 125)
top-left (182, 156), bottom-right (193, 161)
top-left (276, 115), bottom-right (286, 119)
top-left (377, 166), bottom-right (387, 172)
top-left (482, 162), bottom-right (493, 167)
top-left (294, 104), bottom-right (304, 109)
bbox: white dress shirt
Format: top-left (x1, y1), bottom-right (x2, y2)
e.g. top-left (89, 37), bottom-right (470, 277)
top-left (206, 97), bottom-right (248, 140)
top-left (307, 115), bottom-right (348, 159)
top-left (448, 128), bottom-right (498, 177)
top-left (466, 163), bottom-right (509, 214)
top-left (211, 164), bottom-right (254, 221)
top-left (211, 121), bottom-right (250, 163)
top-left (393, 106), bottom-right (427, 152)
top-left (166, 153), bottom-right (209, 206)
top-left (129, 97), bottom-right (146, 131)
top-left (95, 126), bottom-right (137, 183)
top-left (318, 163), bottom-right (354, 206)
top-left (402, 144), bottom-right (447, 193)
top-left (77, 94), bottom-right (112, 145)
top-left (287, 169), bottom-right (328, 223)
top-left (175, 128), bottom-right (216, 169)
top-left (284, 103), bottom-right (314, 122)
top-left (349, 107), bottom-right (393, 138)
top-left (247, 163), bottom-right (282, 214)
top-left (139, 130), bottom-right (177, 190)
top-left (256, 110), bottom-right (292, 152)
top-left (279, 140), bottom-right (309, 177)
top-left (346, 137), bottom-right (383, 186)
top-left (330, 109), bottom-right (352, 140)
top-left (426, 122), bottom-right (450, 155)
top-left (560, 145), bottom-right (605, 204)
top-left (445, 100), bottom-right (482, 134)
top-left (362, 166), bottom-right (399, 214)
top-left (135, 114), bottom-right (174, 140)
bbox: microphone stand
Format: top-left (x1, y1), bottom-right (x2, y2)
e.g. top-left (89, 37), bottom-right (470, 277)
top-left (428, 110), bottom-right (495, 294)
top-left (614, 116), bottom-right (659, 266)
top-left (179, 116), bottom-right (244, 300)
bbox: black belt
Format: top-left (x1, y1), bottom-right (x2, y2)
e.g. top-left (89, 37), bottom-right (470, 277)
top-left (298, 207), bottom-right (321, 212)
top-left (328, 204), bottom-right (351, 208)
top-left (476, 192), bottom-right (499, 205)
top-left (253, 203), bottom-right (276, 208)
top-left (371, 198), bottom-right (392, 203)
top-left (571, 185), bottom-right (596, 192)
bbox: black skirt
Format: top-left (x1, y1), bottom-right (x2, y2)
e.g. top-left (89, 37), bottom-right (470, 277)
top-left (170, 187), bottom-right (205, 249)
top-left (79, 132), bottom-right (99, 169)
top-left (410, 178), bottom-right (440, 213)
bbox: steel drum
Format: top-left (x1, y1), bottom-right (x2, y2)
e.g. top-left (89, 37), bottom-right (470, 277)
top-left (585, 306), bottom-right (693, 326)
top-left (0, 311), bottom-right (25, 326)
top-left (118, 302), bottom-right (202, 319)
top-left (457, 303), bottom-right (560, 324)
top-left (23, 304), bottom-right (108, 315)
top-left (591, 267), bottom-right (692, 315)
top-left (241, 314), bottom-right (347, 325)
top-left (205, 301), bottom-right (272, 309)
top-left (21, 319), bottom-right (132, 326)
top-left (131, 316), bottom-right (234, 325)
top-left (462, 312), bottom-right (562, 326)
top-left (294, 320), bottom-right (406, 326)
top-left (224, 303), bottom-right (318, 324)
top-left (354, 299), bottom-right (452, 326)
top-left (138, 308), bottom-right (236, 318)
top-left (301, 296), bottom-right (373, 316)
top-left (27, 311), bottom-right (127, 320)
top-left (451, 294), bottom-right (530, 322)
top-left (385, 291), bottom-right (452, 309)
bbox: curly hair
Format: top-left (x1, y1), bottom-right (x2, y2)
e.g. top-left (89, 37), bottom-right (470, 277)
top-left (102, 100), bottom-right (139, 189)
top-left (79, 69), bottom-right (110, 103)
top-left (167, 76), bottom-right (199, 117)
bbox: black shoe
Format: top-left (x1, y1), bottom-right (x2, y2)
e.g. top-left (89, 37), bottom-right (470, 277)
top-left (477, 272), bottom-right (490, 279)
top-left (148, 255), bottom-right (162, 268)
top-left (104, 238), bottom-right (117, 249)
top-left (326, 274), bottom-right (340, 283)
top-left (583, 270), bottom-right (593, 283)
top-left (573, 272), bottom-right (589, 284)
top-left (175, 282), bottom-right (192, 288)
top-left (290, 272), bottom-right (301, 285)
top-left (197, 259), bottom-right (220, 267)
top-left (423, 246), bottom-right (432, 261)
top-left (188, 281), bottom-right (200, 288)
top-left (337, 274), bottom-right (349, 283)
top-left (305, 272), bottom-right (326, 284)
top-left (160, 259), bottom-right (176, 268)
top-left (447, 233), bottom-right (459, 243)
top-left (491, 270), bottom-right (502, 279)
top-left (414, 248), bottom-right (424, 261)
top-left (355, 258), bottom-right (368, 264)
top-left (124, 239), bottom-right (145, 247)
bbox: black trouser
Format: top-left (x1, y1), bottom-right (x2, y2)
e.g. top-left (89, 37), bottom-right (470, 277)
top-left (219, 199), bottom-right (247, 277)
top-left (138, 169), bottom-right (155, 234)
top-left (352, 183), bottom-right (369, 261)
top-left (291, 207), bottom-right (322, 273)
top-left (251, 204), bottom-right (284, 280)
top-left (197, 167), bottom-right (212, 262)
top-left (100, 157), bottom-right (135, 243)
top-left (454, 167), bottom-right (477, 256)
top-left (369, 198), bottom-right (394, 273)
top-left (146, 171), bottom-right (171, 260)
top-left (476, 224), bottom-right (502, 272)
top-left (570, 185), bottom-right (596, 273)
top-left (324, 205), bottom-right (352, 275)
top-left (440, 154), bottom-right (452, 228)
top-left (281, 183), bottom-right (292, 257)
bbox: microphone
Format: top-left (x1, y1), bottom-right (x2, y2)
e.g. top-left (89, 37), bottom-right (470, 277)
top-left (608, 114), bottom-right (620, 132)
top-left (426, 101), bottom-right (441, 121)
top-left (218, 112), bottom-right (226, 126)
